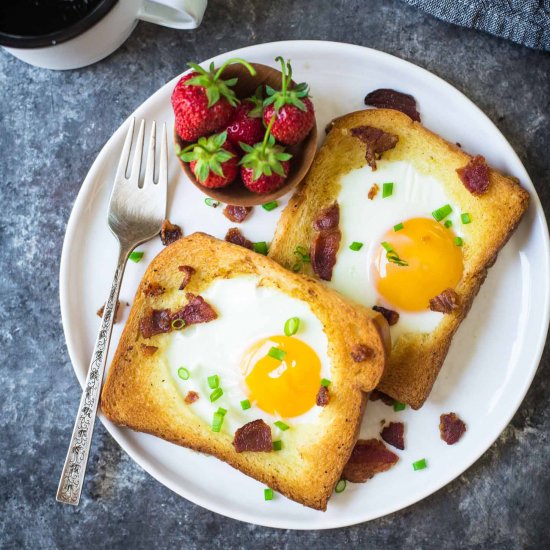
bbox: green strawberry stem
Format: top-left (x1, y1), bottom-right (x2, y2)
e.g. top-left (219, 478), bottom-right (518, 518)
top-left (213, 57), bottom-right (256, 81)
top-left (275, 56), bottom-right (291, 97)
top-left (262, 115), bottom-right (277, 154)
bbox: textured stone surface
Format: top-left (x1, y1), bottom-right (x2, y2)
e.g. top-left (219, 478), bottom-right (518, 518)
top-left (1, 0), bottom-right (549, 547)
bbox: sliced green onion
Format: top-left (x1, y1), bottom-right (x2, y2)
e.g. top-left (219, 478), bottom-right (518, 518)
top-left (268, 347), bottom-right (286, 361)
top-left (382, 182), bottom-right (394, 198)
top-left (294, 245), bottom-right (310, 262)
top-left (274, 420), bottom-right (289, 431)
top-left (129, 251), bottom-right (144, 263)
top-left (209, 387), bottom-right (223, 402)
top-left (291, 262), bottom-right (303, 273)
top-left (432, 204), bottom-right (453, 222)
top-left (444, 220), bottom-right (453, 228)
top-left (273, 440), bottom-right (283, 451)
top-left (211, 411), bottom-right (224, 432)
top-left (171, 318), bottom-right (185, 330)
top-left (320, 378), bottom-right (332, 387)
top-left (253, 241), bottom-right (268, 255)
top-left (177, 367), bottom-right (190, 380)
top-left (284, 317), bottom-right (300, 336)
top-left (393, 223), bottom-right (404, 232)
top-left (455, 236), bottom-right (464, 247)
top-left (204, 197), bottom-right (220, 208)
top-left (413, 458), bottom-right (428, 471)
top-left (349, 241), bottom-right (364, 251)
top-left (335, 479), bottom-right (347, 493)
top-left (207, 375), bottom-right (220, 389)
top-left (240, 399), bottom-right (251, 410)
top-left (381, 241), bottom-right (393, 252)
top-left (217, 407), bottom-right (227, 416)
top-left (262, 201), bottom-right (278, 212)
top-left (393, 401), bottom-right (406, 412)
top-left (264, 488), bottom-right (274, 500)
top-left (461, 213), bottom-right (472, 224)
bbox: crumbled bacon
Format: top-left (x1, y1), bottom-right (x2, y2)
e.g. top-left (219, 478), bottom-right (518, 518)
top-left (143, 281), bottom-right (165, 297)
top-left (369, 389), bottom-right (394, 406)
top-left (160, 219), bottom-right (183, 246)
top-left (96, 300), bottom-right (120, 321)
top-left (172, 293), bottom-right (218, 325)
top-left (440, 413), bottom-right (466, 445)
top-left (311, 228), bottom-right (341, 281)
top-left (225, 227), bottom-right (253, 250)
top-left (178, 265), bottom-right (196, 290)
top-left (312, 202), bottom-right (340, 231)
top-left (429, 289), bottom-right (459, 313)
top-left (140, 344), bottom-right (158, 356)
top-left (350, 125), bottom-right (399, 170)
top-left (233, 419), bottom-right (272, 452)
top-left (372, 305), bottom-right (400, 326)
top-left (364, 88), bottom-right (421, 122)
top-left (350, 344), bottom-right (374, 362)
top-left (316, 386), bottom-right (330, 407)
top-left (342, 439), bottom-right (399, 483)
top-left (184, 391), bottom-right (199, 404)
top-left (380, 422), bottom-right (405, 450)
top-left (456, 155), bottom-right (490, 195)
top-left (140, 309), bottom-right (172, 338)
top-left (223, 204), bottom-right (252, 223)
top-left (368, 183), bottom-right (379, 200)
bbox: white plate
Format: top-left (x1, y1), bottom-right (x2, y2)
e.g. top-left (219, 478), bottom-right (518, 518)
top-left (59, 40), bottom-right (550, 529)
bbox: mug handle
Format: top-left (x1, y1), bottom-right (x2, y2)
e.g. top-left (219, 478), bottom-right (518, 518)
top-left (138, 0), bottom-right (207, 29)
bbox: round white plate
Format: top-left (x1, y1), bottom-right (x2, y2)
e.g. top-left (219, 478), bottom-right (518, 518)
top-left (60, 41), bottom-right (550, 529)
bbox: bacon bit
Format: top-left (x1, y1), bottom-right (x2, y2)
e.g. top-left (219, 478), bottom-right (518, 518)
top-left (350, 125), bottom-right (399, 171)
top-left (316, 386), bottom-right (330, 407)
top-left (429, 289), bottom-right (459, 313)
top-left (160, 219), bottom-right (183, 246)
top-left (364, 88), bottom-right (421, 122)
top-left (350, 344), bottom-right (374, 363)
top-left (368, 183), bottom-right (379, 200)
top-left (223, 204), bottom-right (252, 223)
top-left (171, 293), bottom-right (218, 326)
top-left (312, 202), bottom-right (340, 231)
top-left (178, 265), bottom-right (196, 290)
top-left (184, 391), bottom-right (199, 404)
top-left (97, 300), bottom-right (120, 321)
top-left (369, 389), bottom-right (395, 406)
top-left (140, 344), bottom-right (158, 356)
top-left (233, 419), bottom-right (273, 452)
top-left (440, 413), bottom-right (467, 445)
top-left (311, 228), bottom-right (341, 281)
top-left (342, 439), bottom-right (399, 483)
top-left (140, 309), bottom-right (172, 339)
top-left (143, 281), bottom-right (165, 297)
top-left (372, 305), bottom-right (400, 326)
top-left (456, 155), bottom-right (490, 195)
top-left (380, 422), bottom-right (405, 450)
top-left (225, 227), bottom-right (253, 250)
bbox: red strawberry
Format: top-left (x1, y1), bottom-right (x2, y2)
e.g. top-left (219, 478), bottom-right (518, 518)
top-left (179, 132), bottom-right (238, 189)
top-left (172, 58), bottom-right (256, 142)
top-left (262, 57), bottom-right (315, 145)
top-left (226, 92), bottom-right (265, 147)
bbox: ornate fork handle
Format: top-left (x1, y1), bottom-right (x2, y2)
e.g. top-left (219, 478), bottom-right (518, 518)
top-left (56, 243), bottom-right (131, 505)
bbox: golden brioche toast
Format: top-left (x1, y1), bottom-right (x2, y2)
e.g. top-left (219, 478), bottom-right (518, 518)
top-left (101, 233), bottom-right (389, 510)
top-left (268, 108), bottom-right (529, 409)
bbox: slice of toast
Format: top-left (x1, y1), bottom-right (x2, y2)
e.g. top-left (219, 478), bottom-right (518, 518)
top-left (101, 233), bottom-right (389, 510)
top-left (268, 108), bottom-right (529, 409)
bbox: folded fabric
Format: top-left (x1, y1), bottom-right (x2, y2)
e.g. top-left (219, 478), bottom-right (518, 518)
top-left (401, 0), bottom-right (550, 51)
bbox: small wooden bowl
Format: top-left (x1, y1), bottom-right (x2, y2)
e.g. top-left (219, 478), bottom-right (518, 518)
top-left (174, 62), bottom-right (317, 207)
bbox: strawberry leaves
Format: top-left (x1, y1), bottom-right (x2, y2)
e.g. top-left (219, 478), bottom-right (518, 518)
top-left (239, 134), bottom-right (292, 181)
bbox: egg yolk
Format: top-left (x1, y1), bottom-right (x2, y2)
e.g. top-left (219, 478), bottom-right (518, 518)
top-left (372, 217), bottom-right (463, 312)
top-left (242, 335), bottom-right (321, 418)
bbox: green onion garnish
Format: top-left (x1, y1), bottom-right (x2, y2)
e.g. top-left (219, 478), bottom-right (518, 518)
top-left (381, 242), bottom-right (408, 267)
top-left (210, 387), bottom-right (223, 402)
top-left (207, 375), bottom-right (220, 389)
top-left (284, 317), bottom-right (300, 336)
top-left (382, 182), bottom-right (394, 198)
top-left (455, 236), bottom-right (464, 247)
top-left (432, 204), bottom-right (453, 222)
top-left (211, 411), bottom-right (224, 432)
top-left (444, 220), bottom-right (453, 228)
top-left (274, 420), bottom-right (289, 431)
top-left (217, 407), bottom-right (227, 416)
top-left (177, 367), bottom-right (190, 380)
top-left (129, 251), bottom-right (144, 263)
top-left (273, 440), bottom-right (283, 451)
top-left (335, 479), bottom-right (347, 493)
top-left (381, 241), bottom-right (393, 252)
top-left (320, 378), bottom-right (331, 387)
top-left (292, 262), bottom-right (302, 273)
top-left (412, 458), bottom-right (427, 471)
top-left (349, 241), bottom-right (364, 251)
top-left (268, 347), bottom-right (286, 361)
top-left (264, 488), bottom-right (274, 501)
top-left (461, 213), bottom-right (471, 224)
top-left (253, 241), bottom-right (268, 255)
top-left (171, 318), bottom-right (185, 330)
top-left (393, 401), bottom-right (406, 412)
top-left (240, 399), bottom-right (251, 410)
top-left (262, 201), bottom-right (278, 212)
top-left (204, 197), bottom-right (220, 208)
top-left (294, 245), bottom-right (310, 262)
top-left (393, 223), bottom-right (404, 232)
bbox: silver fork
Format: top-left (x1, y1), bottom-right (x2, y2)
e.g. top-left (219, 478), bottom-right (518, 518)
top-left (56, 118), bottom-right (167, 506)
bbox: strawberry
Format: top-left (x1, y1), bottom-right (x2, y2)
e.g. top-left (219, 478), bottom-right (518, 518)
top-left (179, 131), bottom-right (238, 189)
top-left (262, 57), bottom-right (315, 145)
top-left (226, 89), bottom-right (265, 147)
top-left (172, 58), bottom-right (256, 142)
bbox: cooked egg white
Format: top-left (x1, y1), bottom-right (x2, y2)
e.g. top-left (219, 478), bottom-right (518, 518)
top-left (165, 276), bottom-right (330, 435)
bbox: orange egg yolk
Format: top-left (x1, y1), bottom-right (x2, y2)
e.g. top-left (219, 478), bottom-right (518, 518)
top-left (242, 335), bottom-right (321, 418)
top-left (372, 217), bottom-right (463, 312)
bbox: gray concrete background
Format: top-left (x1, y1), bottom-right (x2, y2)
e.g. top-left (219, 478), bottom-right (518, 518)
top-left (1, 0), bottom-right (549, 548)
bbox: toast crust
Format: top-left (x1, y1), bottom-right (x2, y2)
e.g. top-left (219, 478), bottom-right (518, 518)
top-left (268, 108), bottom-right (529, 409)
top-left (101, 232), bottom-right (389, 510)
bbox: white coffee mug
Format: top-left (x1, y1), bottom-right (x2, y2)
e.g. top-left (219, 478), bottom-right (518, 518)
top-left (1, 0), bottom-right (208, 70)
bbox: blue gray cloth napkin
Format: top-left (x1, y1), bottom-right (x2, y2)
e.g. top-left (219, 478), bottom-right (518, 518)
top-left (401, 0), bottom-right (550, 50)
